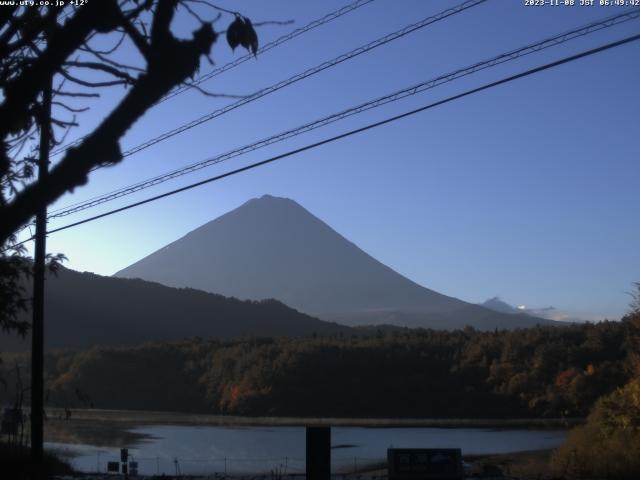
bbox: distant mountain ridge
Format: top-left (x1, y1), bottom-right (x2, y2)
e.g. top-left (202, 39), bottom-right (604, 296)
top-left (482, 297), bottom-right (521, 314)
top-left (481, 296), bottom-right (580, 323)
top-left (0, 266), bottom-right (350, 352)
top-left (116, 195), bottom-right (557, 330)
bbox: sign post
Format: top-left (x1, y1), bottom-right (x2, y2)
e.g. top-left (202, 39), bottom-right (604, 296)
top-left (121, 448), bottom-right (129, 479)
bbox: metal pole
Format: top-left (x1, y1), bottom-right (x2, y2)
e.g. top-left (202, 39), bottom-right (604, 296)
top-left (31, 73), bottom-right (52, 479)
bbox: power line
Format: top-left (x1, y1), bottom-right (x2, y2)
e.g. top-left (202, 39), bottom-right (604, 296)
top-left (49, 0), bottom-right (378, 157)
top-left (47, 9), bottom-right (640, 219)
top-left (48, 0), bottom-right (489, 164)
top-left (15, 32), bottom-right (635, 247)
top-left (161, 0), bottom-right (378, 103)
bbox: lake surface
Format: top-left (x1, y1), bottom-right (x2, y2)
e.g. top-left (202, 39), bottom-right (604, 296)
top-left (45, 424), bottom-right (567, 476)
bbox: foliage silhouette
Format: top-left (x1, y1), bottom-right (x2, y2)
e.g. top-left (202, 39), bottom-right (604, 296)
top-left (550, 288), bottom-right (640, 479)
top-left (1, 315), bottom-right (636, 418)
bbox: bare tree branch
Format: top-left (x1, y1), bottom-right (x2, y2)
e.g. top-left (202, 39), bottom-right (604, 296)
top-left (58, 68), bottom-right (132, 88)
top-left (0, 2), bottom-right (220, 243)
top-left (52, 89), bottom-right (100, 98)
top-left (51, 101), bottom-right (90, 114)
top-left (63, 60), bottom-right (138, 82)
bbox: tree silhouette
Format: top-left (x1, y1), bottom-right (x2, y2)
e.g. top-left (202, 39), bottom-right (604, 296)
top-left (0, 0), bottom-right (260, 244)
top-left (0, 0), bottom-right (259, 333)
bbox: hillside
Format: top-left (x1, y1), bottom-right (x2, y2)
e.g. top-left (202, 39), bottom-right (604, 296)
top-left (0, 266), bottom-right (351, 352)
top-left (117, 195), bottom-right (557, 330)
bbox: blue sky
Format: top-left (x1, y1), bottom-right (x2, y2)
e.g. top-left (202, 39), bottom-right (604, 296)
top-left (29, 0), bottom-right (639, 320)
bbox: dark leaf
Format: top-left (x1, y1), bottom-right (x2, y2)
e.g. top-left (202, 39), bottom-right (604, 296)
top-left (226, 16), bottom-right (243, 51)
top-left (21, 164), bottom-right (33, 179)
top-left (227, 16), bottom-right (258, 56)
top-left (241, 17), bottom-right (258, 56)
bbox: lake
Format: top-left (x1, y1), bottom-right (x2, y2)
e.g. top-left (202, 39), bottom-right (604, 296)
top-left (45, 423), bottom-right (567, 476)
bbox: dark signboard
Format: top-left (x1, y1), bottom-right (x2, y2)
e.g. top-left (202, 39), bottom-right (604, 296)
top-left (388, 448), bottom-right (463, 480)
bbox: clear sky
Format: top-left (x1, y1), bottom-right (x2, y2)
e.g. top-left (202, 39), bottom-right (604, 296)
top-left (27, 0), bottom-right (639, 321)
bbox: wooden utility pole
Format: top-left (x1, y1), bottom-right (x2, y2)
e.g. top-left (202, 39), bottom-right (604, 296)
top-left (31, 74), bottom-right (52, 479)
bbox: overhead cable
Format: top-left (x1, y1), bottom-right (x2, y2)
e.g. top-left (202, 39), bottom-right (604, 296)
top-left (49, 0), bottom-right (378, 156)
top-left (48, 9), bottom-right (640, 219)
top-left (49, 0), bottom-right (489, 162)
top-left (18, 32), bottom-right (636, 247)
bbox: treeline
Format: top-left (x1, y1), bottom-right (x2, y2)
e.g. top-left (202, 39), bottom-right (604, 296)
top-left (1, 316), bottom-right (638, 418)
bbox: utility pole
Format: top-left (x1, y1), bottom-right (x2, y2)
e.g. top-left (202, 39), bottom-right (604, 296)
top-left (31, 73), bottom-right (52, 478)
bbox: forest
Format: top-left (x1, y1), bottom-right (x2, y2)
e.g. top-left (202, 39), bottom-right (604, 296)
top-left (1, 313), bottom-right (638, 419)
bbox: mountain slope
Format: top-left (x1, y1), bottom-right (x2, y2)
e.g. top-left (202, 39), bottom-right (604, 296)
top-left (116, 195), bottom-right (557, 330)
top-left (1, 266), bottom-right (351, 352)
top-left (482, 297), bottom-right (521, 314)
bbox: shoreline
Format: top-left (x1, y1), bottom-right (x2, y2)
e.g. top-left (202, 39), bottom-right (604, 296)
top-left (45, 407), bottom-right (582, 428)
top-left (43, 449), bottom-right (558, 479)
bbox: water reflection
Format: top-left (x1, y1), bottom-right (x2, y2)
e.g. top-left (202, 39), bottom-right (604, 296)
top-left (45, 423), bottom-right (566, 476)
